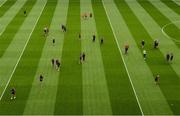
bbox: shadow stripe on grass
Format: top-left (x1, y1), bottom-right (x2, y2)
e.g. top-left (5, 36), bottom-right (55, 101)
top-left (54, 0), bottom-right (82, 115)
top-left (23, 0), bottom-right (69, 114)
top-left (137, 0), bottom-right (180, 46)
top-left (0, 0), bottom-right (7, 7)
top-left (114, 0), bottom-right (180, 114)
top-left (91, 0), bottom-right (141, 115)
top-left (81, 0), bottom-right (112, 114)
top-left (0, 0), bottom-right (36, 58)
top-left (0, 0), bottom-right (57, 114)
top-left (160, 0), bottom-right (180, 15)
top-left (0, 0), bottom-right (16, 17)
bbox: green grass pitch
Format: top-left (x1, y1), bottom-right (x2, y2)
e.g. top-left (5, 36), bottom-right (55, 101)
top-left (0, 0), bottom-right (180, 115)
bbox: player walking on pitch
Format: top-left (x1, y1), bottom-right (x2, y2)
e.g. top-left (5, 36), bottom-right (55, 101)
top-left (11, 87), bottom-right (16, 100)
top-left (100, 37), bottom-right (104, 45)
top-left (92, 35), bottom-right (96, 42)
top-left (124, 44), bottom-right (129, 54)
top-left (166, 53), bottom-right (170, 62)
top-left (141, 40), bottom-right (145, 48)
top-left (52, 38), bottom-right (55, 46)
top-left (170, 53), bottom-right (174, 62)
top-left (155, 74), bottom-right (160, 85)
top-left (143, 50), bottom-right (147, 60)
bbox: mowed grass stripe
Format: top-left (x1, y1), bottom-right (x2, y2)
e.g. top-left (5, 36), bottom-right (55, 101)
top-left (0, 0), bottom-right (26, 35)
top-left (0, 0), bottom-right (16, 17)
top-left (128, 0), bottom-right (180, 96)
top-left (103, 0), bottom-right (172, 114)
top-left (0, 0), bottom-right (57, 114)
top-left (174, 0), bottom-right (180, 6)
top-left (152, 0), bottom-right (180, 21)
top-left (149, 0), bottom-right (180, 39)
top-left (160, 0), bottom-right (180, 15)
top-left (136, 0), bottom-right (180, 78)
top-left (0, 0), bottom-right (36, 58)
top-left (23, 0), bottom-right (68, 114)
top-left (0, 0), bottom-right (47, 101)
top-left (115, 0), bottom-right (180, 114)
top-left (138, 0), bottom-right (180, 77)
top-left (0, 0), bottom-right (7, 7)
top-left (136, 0), bottom-right (180, 46)
top-left (92, 0), bottom-right (141, 115)
top-left (81, 0), bottom-right (112, 114)
top-left (54, 0), bottom-right (82, 114)
top-left (128, 0), bottom-right (180, 112)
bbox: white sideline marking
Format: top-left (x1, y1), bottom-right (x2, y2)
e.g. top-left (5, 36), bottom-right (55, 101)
top-left (102, 0), bottom-right (144, 115)
top-left (161, 21), bottom-right (180, 43)
top-left (0, 1), bottom-right (47, 101)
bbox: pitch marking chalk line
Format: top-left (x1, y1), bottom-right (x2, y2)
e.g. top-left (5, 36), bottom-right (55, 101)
top-left (161, 20), bottom-right (180, 43)
top-left (0, 1), bottom-right (47, 101)
top-left (102, 0), bottom-right (144, 115)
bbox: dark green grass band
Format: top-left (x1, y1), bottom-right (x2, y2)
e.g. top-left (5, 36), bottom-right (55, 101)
top-left (161, 0), bottom-right (180, 15)
top-left (0, 0), bottom-right (36, 58)
top-left (114, 0), bottom-right (180, 114)
top-left (0, 0), bottom-right (57, 114)
top-left (137, 0), bottom-right (180, 46)
top-left (0, 0), bottom-right (16, 17)
top-left (54, 0), bottom-right (83, 114)
top-left (92, 0), bottom-right (141, 115)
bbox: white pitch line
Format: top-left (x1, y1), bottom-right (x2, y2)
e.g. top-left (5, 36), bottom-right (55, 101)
top-left (102, 0), bottom-right (144, 115)
top-left (161, 20), bottom-right (180, 43)
top-left (0, 25), bottom-right (6, 36)
top-left (0, 1), bottom-right (47, 101)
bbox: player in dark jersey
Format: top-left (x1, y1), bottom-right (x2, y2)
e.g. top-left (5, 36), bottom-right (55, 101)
top-left (93, 35), bottom-right (96, 42)
top-left (170, 53), bottom-right (174, 62)
top-left (154, 39), bottom-right (159, 49)
top-left (100, 38), bottom-right (104, 45)
top-left (155, 74), bottom-right (160, 85)
top-left (82, 53), bottom-right (86, 62)
top-left (51, 59), bottom-right (55, 67)
top-left (11, 88), bottom-right (16, 100)
top-left (61, 25), bottom-right (66, 32)
top-left (124, 44), bottom-right (129, 54)
top-left (79, 33), bottom-right (81, 39)
top-left (53, 39), bottom-right (55, 46)
top-left (55, 59), bottom-right (60, 71)
top-left (89, 13), bottom-right (92, 18)
top-left (43, 27), bottom-right (49, 37)
top-left (166, 53), bottom-right (170, 62)
top-left (141, 40), bottom-right (145, 48)
top-left (143, 50), bottom-right (147, 60)
top-left (56, 60), bottom-right (61, 71)
top-left (39, 75), bottom-right (44, 82)
top-left (24, 10), bottom-right (27, 16)
top-left (79, 53), bottom-right (82, 64)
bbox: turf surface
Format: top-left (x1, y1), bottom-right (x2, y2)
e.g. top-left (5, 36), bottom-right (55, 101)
top-left (0, 0), bottom-right (36, 57)
top-left (0, 0), bottom-right (180, 115)
top-left (0, 0), bottom-right (16, 17)
top-left (114, 0), bottom-right (180, 114)
top-left (54, 0), bottom-right (82, 114)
